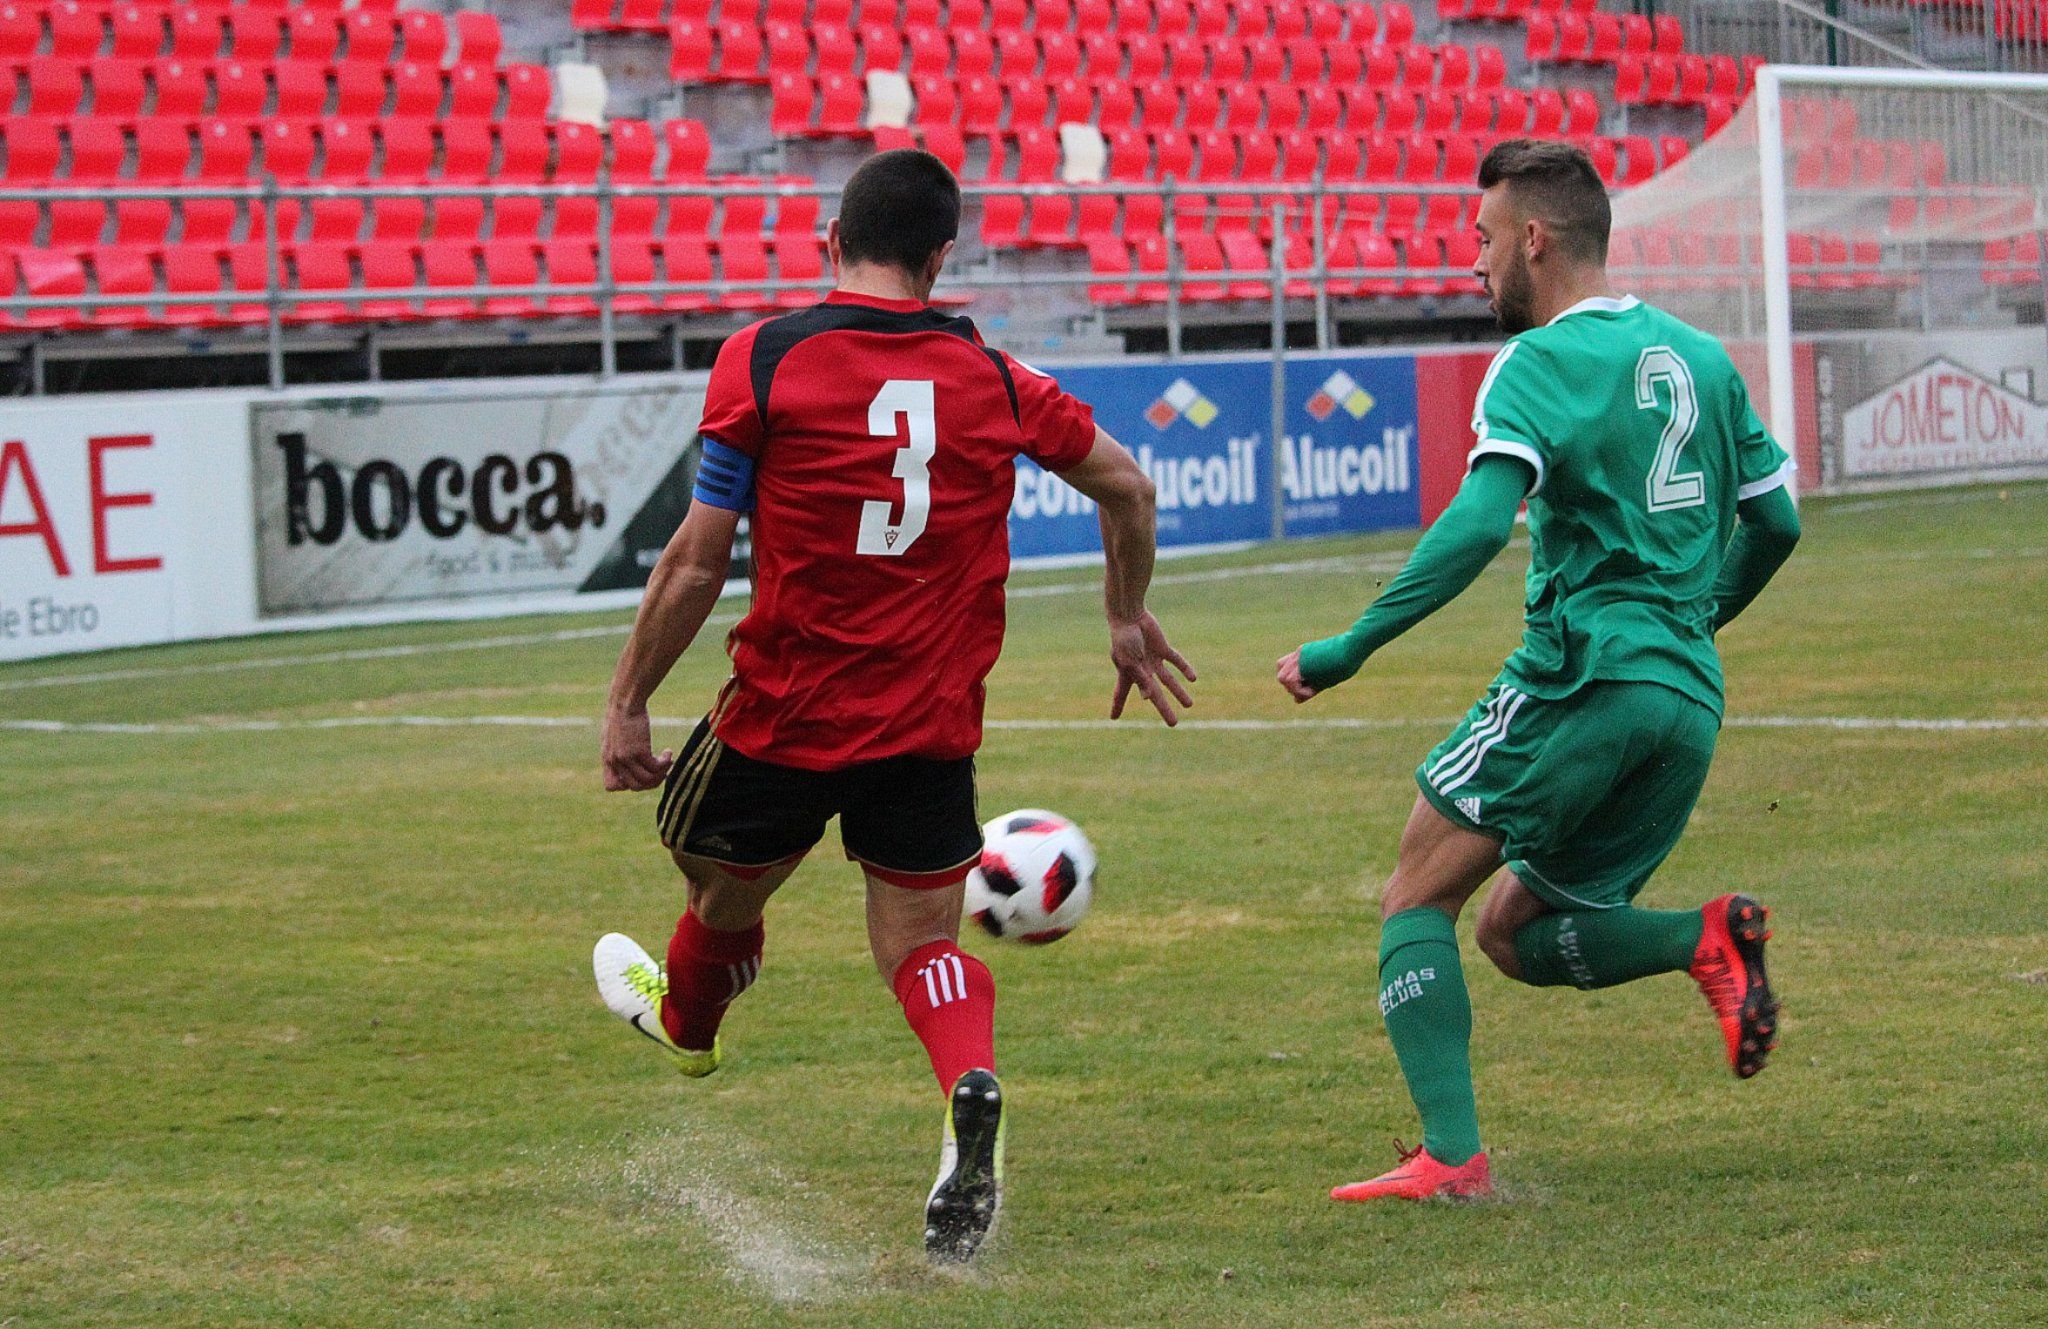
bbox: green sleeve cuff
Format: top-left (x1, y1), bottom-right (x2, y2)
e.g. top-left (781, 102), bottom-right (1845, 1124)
top-left (1298, 635), bottom-right (1365, 692)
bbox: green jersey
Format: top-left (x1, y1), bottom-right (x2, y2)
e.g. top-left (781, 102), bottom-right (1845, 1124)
top-left (1469, 295), bottom-right (1793, 716)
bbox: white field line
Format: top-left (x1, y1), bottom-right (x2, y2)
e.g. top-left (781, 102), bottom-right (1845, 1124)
top-left (5, 713), bottom-right (2045, 737)
top-left (0, 552), bottom-right (1415, 696)
top-left (0, 522), bottom-right (2036, 697)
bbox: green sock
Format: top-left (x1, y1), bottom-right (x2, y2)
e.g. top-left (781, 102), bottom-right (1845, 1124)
top-left (1377, 907), bottom-right (1482, 1166)
top-left (1512, 907), bottom-right (1705, 990)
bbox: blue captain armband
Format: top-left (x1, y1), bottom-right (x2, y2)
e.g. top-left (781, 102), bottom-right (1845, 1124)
top-left (692, 437), bottom-right (757, 512)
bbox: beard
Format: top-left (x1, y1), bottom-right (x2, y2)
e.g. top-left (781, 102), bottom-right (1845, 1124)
top-left (1489, 256), bottom-right (1536, 335)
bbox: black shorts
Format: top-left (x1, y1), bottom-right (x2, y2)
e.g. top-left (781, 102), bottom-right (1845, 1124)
top-left (655, 716), bottom-right (983, 888)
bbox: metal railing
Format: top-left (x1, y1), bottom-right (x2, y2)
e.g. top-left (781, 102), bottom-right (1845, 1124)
top-left (1, 176), bottom-right (1498, 389)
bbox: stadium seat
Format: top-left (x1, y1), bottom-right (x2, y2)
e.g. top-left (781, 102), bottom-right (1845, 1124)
top-left (161, 245), bottom-right (226, 326)
top-left (64, 118), bottom-right (123, 185)
top-left (502, 63), bottom-right (551, 115)
top-left (317, 118), bottom-right (373, 183)
top-left (287, 9), bottom-right (342, 64)
top-left (356, 241), bottom-right (420, 320)
top-left (14, 249), bottom-right (88, 329)
top-left (0, 117), bottom-right (58, 187)
top-left (480, 239), bottom-right (540, 316)
top-left (660, 236), bottom-right (716, 311)
top-left (454, 11), bottom-right (503, 67)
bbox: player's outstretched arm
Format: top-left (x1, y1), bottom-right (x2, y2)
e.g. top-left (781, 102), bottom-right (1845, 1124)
top-left (1712, 486), bottom-right (1801, 632)
top-left (1276, 454), bottom-right (1528, 703)
top-left (1056, 427), bottom-right (1197, 726)
top-left (601, 500), bottom-right (742, 792)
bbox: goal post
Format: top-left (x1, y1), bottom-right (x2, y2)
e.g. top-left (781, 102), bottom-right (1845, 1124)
top-left (1611, 65), bottom-right (2048, 496)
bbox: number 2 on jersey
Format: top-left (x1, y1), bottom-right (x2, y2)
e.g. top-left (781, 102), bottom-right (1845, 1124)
top-left (857, 379), bottom-right (936, 556)
top-left (1635, 346), bottom-right (1705, 513)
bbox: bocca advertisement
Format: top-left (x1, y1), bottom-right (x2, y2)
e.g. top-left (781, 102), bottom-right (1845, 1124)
top-left (251, 385), bottom-right (715, 616)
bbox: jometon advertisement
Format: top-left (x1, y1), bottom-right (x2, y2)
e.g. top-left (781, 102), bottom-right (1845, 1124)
top-left (0, 394), bottom-right (249, 662)
top-left (251, 385), bottom-right (708, 616)
top-left (1814, 329), bottom-right (2048, 484)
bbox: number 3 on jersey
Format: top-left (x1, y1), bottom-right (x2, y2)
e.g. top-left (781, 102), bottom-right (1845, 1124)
top-left (1636, 346), bottom-right (1705, 513)
top-left (857, 379), bottom-right (936, 556)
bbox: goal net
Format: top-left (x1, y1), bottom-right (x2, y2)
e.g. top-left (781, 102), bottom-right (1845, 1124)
top-left (1610, 66), bottom-right (2048, 495)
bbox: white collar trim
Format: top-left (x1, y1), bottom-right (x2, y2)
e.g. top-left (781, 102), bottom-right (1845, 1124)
top-left (1547, 294), bottom-right (1640, 325)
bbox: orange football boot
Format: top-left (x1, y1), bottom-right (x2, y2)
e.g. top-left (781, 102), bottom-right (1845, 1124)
top-left (1689, 893), bottom-right (1779, 1079)
top-left (1330, 1141), bottom-right (1493, 1202)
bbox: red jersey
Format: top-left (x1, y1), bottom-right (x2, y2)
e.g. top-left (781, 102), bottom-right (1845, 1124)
top-left (695, 290), bottom-right (1097, 771)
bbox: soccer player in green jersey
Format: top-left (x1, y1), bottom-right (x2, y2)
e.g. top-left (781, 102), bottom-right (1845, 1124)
top-left (1277, 140), bottom-right (1803, 1202)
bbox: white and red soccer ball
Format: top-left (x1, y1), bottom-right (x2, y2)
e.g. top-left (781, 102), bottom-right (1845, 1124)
top-left (964, 809), bottom-right (1096, 944)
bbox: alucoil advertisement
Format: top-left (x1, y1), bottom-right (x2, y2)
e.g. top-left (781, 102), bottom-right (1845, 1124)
top-left (1008, 352), bottom-right (1423, 559)
top-left (251, 384), bottom-right (712, 616)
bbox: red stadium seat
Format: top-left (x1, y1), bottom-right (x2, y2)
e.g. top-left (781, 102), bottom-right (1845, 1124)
top-left (287, 9), bottom-right (342, 64)
top-left (196, 117), bottom-right (254, 181)
top-left (671, 19), bottom-right (714, 80)
top-left (420, 240), bottom-right (481, 318)
top-left (108, 5), bottom-right (164, 59)
top-left (213, 60), bottom-right (266, 117)
top-left (47, 199), bottom-right (108, 248)
top-left (380, 119), bottom-right (435, 183)
top-left (161, 246), bottom-right (226, 326)
top-left (343, 9), bottom-right (397, 64)
top-left (665, 119), bottom-right (712, 177)
top-left (398, 10), bottom-right (447, 65)
top-left (439, 120), bottom-right (493, 183)
top-left (541, 239), bottom-right (599, 315)
top-left (285, 243), bottom-right (353, 323)
top-left (1620, 14), bottom-right (1652, 58)
top-left (432, 195), bottom-right (486, 242)
top-left (1, 5), bottom-right (39, 59)
top-left (317, 118), bottom-right (373, 183)
top-left (331, 62), bottom-right (386, 117)
top-left (66, 117), bottom-right (125, 184)
top-left (1563, 87), bottom-right (1600, 135)
top-left (480, 239), bottom-right (540, 316)
top-left (502, 63), bottom-right (551, 115)
top-left (132, 120), bottom-right (193, 184)
top-left (390, 62), bottom-right (444, 119)
top-left (265, 60), bottom-right (323, 117)
top-left (168, 6), bottom-right (225, 60)
top-left (660, 236), bottom-right (716, 311)
top-left (226, 8), bottom-right (284, 60)
top-left (356, 241), bottom-right (420, 320)
top-left (307, 197), bottom-right (364, 242)
top-left (15, 249), bottom-right (88, 329)
top-left (86, 57), bottom-right (147, 119)
top-left (497, 120), bottom-right (549, 181)
top-left (453, 11), bottom-right (503, 66)
top-left (180, 197), bottom-right (237, 244)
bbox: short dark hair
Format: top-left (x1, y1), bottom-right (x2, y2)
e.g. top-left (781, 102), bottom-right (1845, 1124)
top-left (835, 149), bottom-right (961, 273)
top-left (1476, 139), bottom-right (1611, 263)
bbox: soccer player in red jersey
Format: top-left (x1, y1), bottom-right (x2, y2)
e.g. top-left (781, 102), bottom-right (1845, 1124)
top-left (591, 150), bottom-right (1193, 1263)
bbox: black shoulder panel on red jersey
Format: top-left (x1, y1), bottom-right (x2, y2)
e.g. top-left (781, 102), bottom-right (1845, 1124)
top-left (747, 301), bottom-right (1019, 428)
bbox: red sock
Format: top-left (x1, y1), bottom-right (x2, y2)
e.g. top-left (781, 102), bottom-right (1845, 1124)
top-left (660, 911), bottom-right (764, 1052)
top-left (892, 940), bottom-right (997, 1092)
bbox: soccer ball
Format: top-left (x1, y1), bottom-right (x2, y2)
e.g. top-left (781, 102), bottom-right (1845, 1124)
top-left (964, 809), bottom-right (1096, 944)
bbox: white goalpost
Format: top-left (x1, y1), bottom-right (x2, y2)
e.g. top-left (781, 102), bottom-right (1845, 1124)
top-left (1611, 65), bottom-right (2048, 495)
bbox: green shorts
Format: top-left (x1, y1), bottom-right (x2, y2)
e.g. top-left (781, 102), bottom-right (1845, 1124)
top-left (1415, 677), bottom-right (1720, 910)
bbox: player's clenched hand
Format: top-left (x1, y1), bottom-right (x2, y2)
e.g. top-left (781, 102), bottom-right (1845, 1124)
top-left (1109, 612), bottom-right (1196, 726)
top-left (601, 705), bottom-right (674, 792)
top-left (1275, 649), bottom-right (1320, 704)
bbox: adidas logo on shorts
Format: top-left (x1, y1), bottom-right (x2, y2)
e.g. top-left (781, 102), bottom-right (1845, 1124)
top-left (1456, 796), bottom-right (1482, 822)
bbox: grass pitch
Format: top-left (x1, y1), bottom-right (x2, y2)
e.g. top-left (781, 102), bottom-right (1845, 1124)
top-left (3, 483), bottom-right (2045, 1328)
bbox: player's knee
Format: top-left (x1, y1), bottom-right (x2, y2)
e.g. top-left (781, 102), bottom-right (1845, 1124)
top-left (1474, 916), bottom-right (1526, 981)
